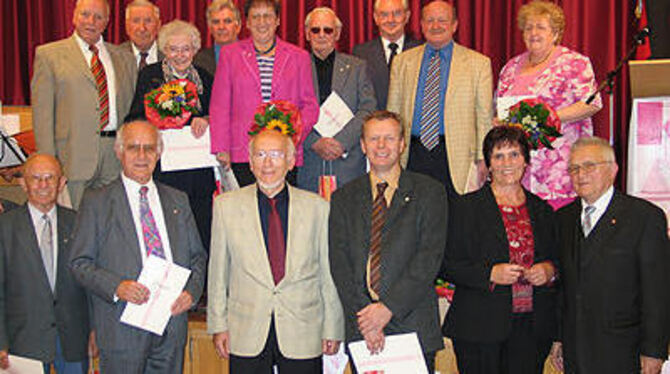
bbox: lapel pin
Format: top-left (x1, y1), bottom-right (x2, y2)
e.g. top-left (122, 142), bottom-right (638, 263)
top-left (404, 196), bottom-right (411, 203)
top-left (173, 208), bottom-right (179, 215)
top-left (611, 218), bottom-right (616, 225)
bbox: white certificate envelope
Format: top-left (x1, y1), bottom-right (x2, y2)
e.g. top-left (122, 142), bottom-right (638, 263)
top-left (348, 332), bottom-right (428, 374)
top-left (496, 95), bottom-right (535, 119)
top-left (314, 92), bottom-right (354, 138)
top-left (120, 255), bottom-right (191, 336)
top-left (160, 127), bottom-right (218, 172)
top-left (0, 355), bottom-right (43, 374)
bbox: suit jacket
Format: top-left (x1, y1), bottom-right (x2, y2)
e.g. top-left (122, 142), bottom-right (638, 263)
top-left (557, 191), bottom-right (670, 373)
top-left (69, 178), bottom-right (207, 351)
top-left (193, 47), bottom-right (217, 77)
top-left (119, 40), bottom-right (165, 69)
top-left (207, 185), bottom-right (344, 359)
top-left (0, 205), bottom-right (90, 362)
top-left (352, 35), bottom-right (421, 110)
top-left (329, 170), bottom-right (447, 353)
top-left (297, 52), bottom-right (377, 192)
top-left (387, 43), bottom-right (493, 194)
top-left (209, 38), bottom-right (319, 166)
top-left (442, 184), bottom-right (558, 342)
top-left (31, 35), bottom-right (137, 181)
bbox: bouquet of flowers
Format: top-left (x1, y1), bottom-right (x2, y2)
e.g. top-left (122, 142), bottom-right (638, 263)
top-left (435, 278), bottom-right (455, 303)
top-left (503, 98), bottom-right (562, 150)
top-left (144, 79), bottom-right (199, 129)
top-left (248, 100), bottom-right (302, 145)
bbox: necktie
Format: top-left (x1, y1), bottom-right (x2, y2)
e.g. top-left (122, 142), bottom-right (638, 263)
top-left (140, 186), bottom-right (166, 259)
top-left (267, 198), bottom-right (286, 285)
top-left (40, 214), bottom-right (55, 291)
top-left (419, 51), bottom-right (441, 150)
top-left (89, 44), bottom-right (109, 130)
top-left (369, 182), bottom-right (388, 296)
top-left (582, 205), bottom-right (596, 237)
top-left (388, 42), bottom-right (399, 68)
top-left (139, 51), bottom-right (149, 71)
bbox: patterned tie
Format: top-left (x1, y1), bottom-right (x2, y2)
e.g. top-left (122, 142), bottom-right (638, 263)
top-left (388, 42), bottom-right (399, 68)
top-left (267, 198), bottom-right (286, 285)
top-left (369, 182), bottom-right (388, 296)
top-left (140, 186), bottom-right (166, 259)
top-left (40, 214), bottom-right (55, 291)
top-left (139, 51), bottom-right (149, 71)
top-left (419, 51), bottom-right (441, 150)
top-left (582, 205), bottom-right (596, 237)
top-left (89, 44), bottom-right (109, 130)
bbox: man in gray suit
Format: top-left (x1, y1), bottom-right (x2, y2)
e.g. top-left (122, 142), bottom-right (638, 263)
top-left (0, 154), bottom-right (94, 374)
top-left (119, 0), bottom-right (163, 70)
top-left (70, 121), bottom-right (207, 374)
top-left (193, 0), bottom-right (241, 77)
top-left (298, 7), bottom-right (377, 194)
top-left (329, 111), bottom-right (447, 372)
top-left (31, 0), bottom-right (137, 209)
top-left (352, 0), bottom-right (421, 110)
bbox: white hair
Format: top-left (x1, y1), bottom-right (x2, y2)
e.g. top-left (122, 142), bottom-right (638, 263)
top-left (125, 0), bottom-right (160, 20)
top-left (305, 7), bottom-right (343, 29)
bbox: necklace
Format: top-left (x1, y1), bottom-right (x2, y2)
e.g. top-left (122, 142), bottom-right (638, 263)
top-left (254, 38), bottom-right (277, 55)
top-left (528, 47), bottom-right (554, 67)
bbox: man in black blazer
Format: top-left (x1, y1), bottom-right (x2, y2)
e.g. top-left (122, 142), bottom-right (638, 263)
top-left (553, 137), bottom-right (670, 374)
top-left (120, 0), bottom-right (163, 70)
top-left (329, 111), bottom-right (448, 372)
top-left (193, 0), bottom-right (241, 77)
top-left (352, 0), bottom-right (421, 110)
top-left (0, 154), bottom-right (93, 373)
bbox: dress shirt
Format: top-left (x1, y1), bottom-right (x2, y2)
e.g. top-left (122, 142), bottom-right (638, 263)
top-left (27, 203), bottom-right (58, 282)
top-left (580, 186), bottom-right (614, 232)
top-left (312, 51), bottom-right (335, 105)
top-left (131, 41), bottom-right (159, 67)
top-left (381, 35), bottom-right (405, 64)
top-left (410, 41), bottom-right (454, 136)
top-left (369, 167), bottom-right (400, 206)
top-left (73, 33), bottom-right (119, 130)
top-left (257, 185), bottom-right (289, 253)
top-left (121, 174), bottom-right (173, 264)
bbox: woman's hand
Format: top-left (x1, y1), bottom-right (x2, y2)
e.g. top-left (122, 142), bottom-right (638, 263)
top-left (190, 117), bottom-right (209, 139)
top-left (490, 263), bottom-right (524, 285)
top-left (216, 152), bottom-right (231, 170)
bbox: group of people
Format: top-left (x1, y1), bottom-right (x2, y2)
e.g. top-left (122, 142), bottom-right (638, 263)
top-left (0, 0), bottom-right (667, 373)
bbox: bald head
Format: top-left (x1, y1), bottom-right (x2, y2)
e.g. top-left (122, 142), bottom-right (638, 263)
top-left (20, 154), bottom-right (66, 213)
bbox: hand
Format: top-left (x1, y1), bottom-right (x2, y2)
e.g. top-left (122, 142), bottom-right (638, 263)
top-left (213, 331), bottom-right (230, 359)
top-left (311, 138), bottom-right (344, 161)
top-left (190, 117), bottom-right (209, 139)
top-left (0, 350), bottom-right (8, 370)
top-left (524, 261), bottom-right (555, 286)
top-left (0, 166), bottom-right (20, 182)
top-left (357, 302), bottom-right (392, 337)
top-left (115, 280), bottom-right (150, 304)
top-left (0, 202), bottom-right (4, 214)
top-left (171, 291), bottom-right (194, 316)
top-left (549, 342), bottom-right (563, 371)
top-left (216, 152), bottom-right (231, 169)
top-left (490, 263), bottom-right (524, 285)
top-left (641, 355), bottom-right (663, 374)
top-left (363, 329), bottom-right (385, 355)
top-left (322, 339), bottom-right (341, 355)
top-left (88, 330), bottom-right (99, 358)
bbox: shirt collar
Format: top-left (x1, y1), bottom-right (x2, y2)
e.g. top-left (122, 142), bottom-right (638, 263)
top-left (426, 40), bottom-right (454, 58)
top-left (312, 50), bottom-right (336, 65)
top-left (257, 183), bottom-right (289, 202)
top-left (369, 166), bottom-right (401, 191)
top-left (121, 173), bottom-right (157, 195)
top-left (73, 31), bottom-right (104, 50)
top-left (581, 185), bottom-right (614, 212)
top-left (27, 202), bottom-right (56, 222)
top-left (381, 34), bottom-right (405, 50)
top-left (131, 41), bottom-right (158, 57)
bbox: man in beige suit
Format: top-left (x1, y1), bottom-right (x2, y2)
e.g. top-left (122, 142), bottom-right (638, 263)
top-left (207, 128), bottom-right (343, 374)
top-left (31, 0), bottom-right (137, 208)
top-left (387, 0), bottom-right (492, 198)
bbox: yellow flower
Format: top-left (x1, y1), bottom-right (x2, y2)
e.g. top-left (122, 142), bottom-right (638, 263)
top-left (162, 83), bottom-right (185, 99)
top-left (266, 119), bottom-right (290, 134)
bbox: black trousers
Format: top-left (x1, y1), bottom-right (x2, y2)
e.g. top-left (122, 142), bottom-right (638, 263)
top-left (231, 162), bottom-right (298, 188)
top-left (452, 313), bottom-right (552, 374)
top-left (407, 136), bottom-right (458, 200)
top-left (229, 318), bottom-right (322, 374)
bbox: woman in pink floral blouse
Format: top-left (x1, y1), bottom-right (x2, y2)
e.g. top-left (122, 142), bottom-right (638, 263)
top-left (495, 0), bottom-right (602, 209)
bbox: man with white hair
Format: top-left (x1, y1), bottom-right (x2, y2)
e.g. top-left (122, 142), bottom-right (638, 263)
top-left (194, 0), bottom-right (241, 76)
top-left (120, 0), bottom-right (163, 70)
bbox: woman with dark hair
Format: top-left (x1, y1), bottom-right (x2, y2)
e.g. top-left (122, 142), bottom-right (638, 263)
top-left (442, 126), bottom-right (559, 374)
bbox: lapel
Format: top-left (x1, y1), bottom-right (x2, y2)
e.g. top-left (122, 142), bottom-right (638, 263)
top-left (283, 185), bottom-right (302, 286)
top-left (67, 35), bottom-right (95, 86)
top-left (385, 171), bottom-right (414, 231)
top-left (107, 43), bottom-right (126, 114)
top-left (272, 39), bottom-right (290, 95)
top-left (481, 185), bottom-right (509, 257)
top-left (444, 42), bottom-right (465, 110)
top-left (246, 185), bottom-right (276, 287)
top-left (405, 45), bottom-right (425, 117)
top-left (581, 191), bottom-right (622, 267)
top-left (332, 52), bottom-right (352, 94)
top-left (111, 180), bottom-right (143, 270)
top-left (373, 38), bottom-right (390, 77)
top-left (240, 40), bottom-right (261, 89)
top-left (17, 206), bottom-right (54, 293)
top-left (156, 183), bottom-right (180, 261)
top-left (310, 55), bottom-right (319, 100)
top-left (560, 200), bottom-right (582, 269)
top-left (356, 177), bottom-right (374, 251)
top-left (55, 206), bottom-right (71, 290)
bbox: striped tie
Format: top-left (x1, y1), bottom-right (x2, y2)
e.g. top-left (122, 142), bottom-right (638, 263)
top-left (369, 182), bottom-right (388, 296)
top-left (582, 205), bottom-right (596, 237)
top-left (140, 186), bottom-right (166, 259)
top-left (419, 51), bottom-right (441, 150)
top-left (89, 44), bottom-right (109, 130)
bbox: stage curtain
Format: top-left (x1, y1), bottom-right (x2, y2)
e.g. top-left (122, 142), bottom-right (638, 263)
top-left (1, 0), bottom-right (637, 184)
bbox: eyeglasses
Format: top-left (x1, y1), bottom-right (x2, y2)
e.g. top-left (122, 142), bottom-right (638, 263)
top-left (567, 161), bottom-right (611, 175)
top-left (166, 45), bottom-right (194, 55)
top-left (252, 150), bottom-right (286, 161)
top-left (375, 9), bottom-right (406, 19)
top-left (26, 174), bottom-right (58, 184)
top-left (124, 143), bottom-right (158, 155)
top-left (309, 27), bottom-right (335, 35)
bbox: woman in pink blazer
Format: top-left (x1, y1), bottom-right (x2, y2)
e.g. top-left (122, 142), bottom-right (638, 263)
top-left (209, 0), bottom-right (319, 186)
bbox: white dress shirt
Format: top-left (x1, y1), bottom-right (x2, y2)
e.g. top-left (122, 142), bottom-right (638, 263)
top-left (27, 203), bottom-right (58, 282)
top-left (73, 32), bottom-right (119, 130)
top-left (131, 41), bottom-right (159, 67)
top-left (381, 34), bottom-right (406, 64)
top-left (580, 186), bottom-right (614, 235)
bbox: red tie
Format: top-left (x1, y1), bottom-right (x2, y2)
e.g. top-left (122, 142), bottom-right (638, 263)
top-left (89, 44), bottom-right (109, 130)
top-left (268, 198), bottom-right (285, 284)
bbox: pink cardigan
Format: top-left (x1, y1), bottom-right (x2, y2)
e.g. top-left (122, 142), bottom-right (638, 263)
top-left (209, 37), bottom-right (319, 166)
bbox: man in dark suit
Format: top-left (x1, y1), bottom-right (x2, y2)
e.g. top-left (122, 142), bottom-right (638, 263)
top-left (193, 0), bottom-right (241, 77)
top-left (70, 121), bottom-right (207, 374)
top-left (0, 154), bottom-right (93, 374)
top-left (119, 0), bottom-right (163, 70)
top-left (329, 111), bottom-right (448, 372)
top-left (298, 7), bottom-right (377, 194)
top-left (352, 0), bottom-right (421, 110)
top-left (552, 137), bottom-right (670, 374)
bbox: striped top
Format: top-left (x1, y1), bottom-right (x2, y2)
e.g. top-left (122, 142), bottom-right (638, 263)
top-left (256, 55), bottom-right (275, 102)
